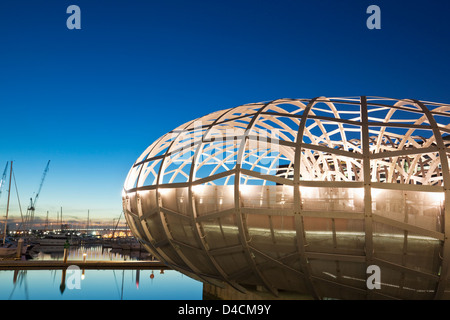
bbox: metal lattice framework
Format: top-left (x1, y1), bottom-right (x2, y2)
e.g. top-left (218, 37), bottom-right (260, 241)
top-left (122, 96), bottom-right (450, 300)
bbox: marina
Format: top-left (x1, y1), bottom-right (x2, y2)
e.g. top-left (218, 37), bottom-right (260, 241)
top-left (0, 157), bottom-right (202, 300)
top-left (0, 243), bottom-right (203, 300)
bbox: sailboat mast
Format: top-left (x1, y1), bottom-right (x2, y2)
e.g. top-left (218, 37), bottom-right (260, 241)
top-left (3, 161), bottom-right (12, 245)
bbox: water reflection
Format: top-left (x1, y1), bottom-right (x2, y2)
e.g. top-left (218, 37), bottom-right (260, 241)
top-left (30, 244), bottom-right (153, 262)
top-left (1, 245), bottom-right (203, 300)
top-left (2, 268), bottom-right (202, 300)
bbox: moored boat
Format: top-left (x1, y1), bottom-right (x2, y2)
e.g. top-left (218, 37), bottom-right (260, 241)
top-left (0, 246), bottom-right (18, 258)
top-left (35, 233), bottom-right (79, 246)
top-left (0, 238), bottom-right (30, 258)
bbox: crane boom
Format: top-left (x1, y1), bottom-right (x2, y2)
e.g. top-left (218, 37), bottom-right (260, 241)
top-left (0, 162), bottom-right (8, 200)
top-left (32, 160), bottom-right (50, 209)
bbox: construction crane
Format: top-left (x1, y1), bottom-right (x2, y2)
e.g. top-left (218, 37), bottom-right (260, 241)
top-left (25, 160), bottom-right (50, 231)
top-left (0, 162), bottom-right (8, 201)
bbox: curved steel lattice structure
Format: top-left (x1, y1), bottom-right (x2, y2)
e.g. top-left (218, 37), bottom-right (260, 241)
top-left (122, 96), bottom-right (450, 299)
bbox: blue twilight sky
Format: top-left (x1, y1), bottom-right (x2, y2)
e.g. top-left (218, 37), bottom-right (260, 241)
top-left (0, 0), bottom-right (450, 225)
